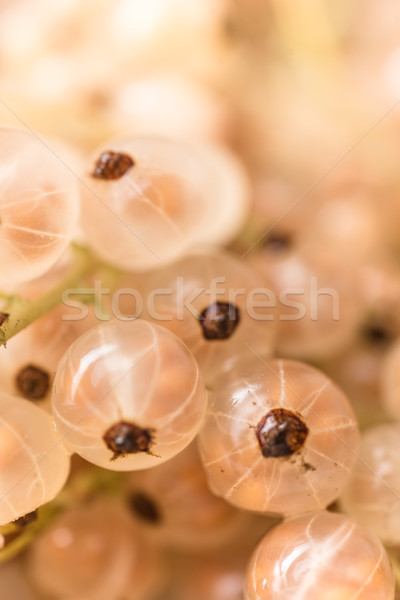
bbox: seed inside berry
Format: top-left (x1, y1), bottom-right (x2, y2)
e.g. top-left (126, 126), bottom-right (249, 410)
top-left (103, 421), bottom-right (153, 461)
top-left (199, 301), bottom-right (240, 340)
top-left (16, 364), bottom-right (50, 400)
top-left (92, 150), bottom-right (135, 180)
top-left (256, 408), bottom-right (308, 458)
top-left (129, 492), bottom-right (162, 525)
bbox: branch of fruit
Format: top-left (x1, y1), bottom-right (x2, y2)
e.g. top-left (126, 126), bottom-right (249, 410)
top-left (0, 244), bottom-right (120, 347)
top-left (0, 466), bottom-right (125, 563)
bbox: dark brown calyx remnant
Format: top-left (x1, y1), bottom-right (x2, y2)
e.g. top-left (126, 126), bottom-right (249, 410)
top-left (92, 150), bottom-right (135, 180)
top-left (103, 421), bottom-right (153, 461)
top-left (14, 510), bottom-right (38, 527)
top-left (16, 364), bottom-right (50, 400)
top-left (263, 231), bottom-right (292, 253)
top-left (199, 302), bottom-right (240, 340)
top-left (129, 492), bottom-right (162, 525)
top-left (256, 408), bottom-right (308, 458)
top-left (0, 312), bottom-right (9, 327)
top-left (363, 322), bottom-right (394, 345)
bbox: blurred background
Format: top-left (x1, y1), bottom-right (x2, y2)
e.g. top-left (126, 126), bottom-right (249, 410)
top-left (1, 0), bottom-right (400, 252)
top-left (0, 0), bottom-right (399, 168)
top-left (2, 1), bottom-right (400, 598)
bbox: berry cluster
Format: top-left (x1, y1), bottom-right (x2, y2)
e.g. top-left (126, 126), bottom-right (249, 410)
top-left (1, 2), bottom-right (400, 597)
top-left (0, 121), bottom-right (397, 599)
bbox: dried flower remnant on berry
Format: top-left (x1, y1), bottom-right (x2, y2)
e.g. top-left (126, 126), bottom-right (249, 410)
top-left (256, 408), bottom-right (308, 458)
top-left (0, 312), bottom-right (9, 327)
top-left (14, 510), bottom-right (38, 527)
top-left (129, 492), bottom-right (162, 525)
top-left (199, 302), bottom-right (240, 340)
top-left (92, 150), bottom-right (135, 180)
top-left (263, 231), bottom-right (292, 253)
top-left (16, 364), bottom-right (50, 400)
top-left (103, 421), bottom-right (153, 461)
top-left (363, 322), bottom-right (394, 345)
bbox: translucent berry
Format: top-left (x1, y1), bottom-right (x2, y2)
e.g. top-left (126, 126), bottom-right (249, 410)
top-left (0, 303), bottom-right (100, 411)
top-left (80, 136), bottom-right (249, 271)
top-left (51, 319), bottom-right (207, 470)
top-left (198, 360), bottom-right (359, 515)
top-left (141, 250), bottom-right (276, 387)
top-left (0, 127), bottom-right (79, 285)
top-left (244, 511), bottom-right (395, 600)
top-left (341, 423), bottom-right (400, 545)
top-left (0, 394), bottom-right (70, 525)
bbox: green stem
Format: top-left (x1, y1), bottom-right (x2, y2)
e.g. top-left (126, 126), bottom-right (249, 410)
top-left (0, 244), bottom-right (103, 347)
top-left (0, 467), bottom-right (125, 563)
top-left (0, 504), bottom-right (63, 563)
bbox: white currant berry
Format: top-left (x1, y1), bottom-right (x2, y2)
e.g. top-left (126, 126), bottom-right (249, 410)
top-left (244, 511), bottom-right (395, 600)
top-left (51, 319), bottom-right (207, 470)
top-left (0, 394), bottom-right (70, 525)
top-left (340, 423), bottom-right (400, 545)
top-left (80, 136), bottom-right (249, 271)
top-left (198, 359), bottom-right (359, 516)
top-left (0, 127), bottom-right (79, 285)
top-left (0, 303), bottom-right (100, 411)
top-left (141, 250), bottom-right (275, 387)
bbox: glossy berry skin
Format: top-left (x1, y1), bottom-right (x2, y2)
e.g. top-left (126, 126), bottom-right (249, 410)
top-left (80, 136), bottom-right (249, 271)
top-left (0, 127), bottom-right (79, 285)
top-left (198, 360), bottom-right (359, 516)
top-left (0, 394), bottom-right (70, 525)
top-left (141, 250), bottom-right (276, 387)
top-left (244, 511), bottom-right (395, 600)
top-left (0, 303), bottom-right (100, 411)
top-left (51, 319), bottom-right (207, 471)
top-left (340, 424), bottom-right (400, 545)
